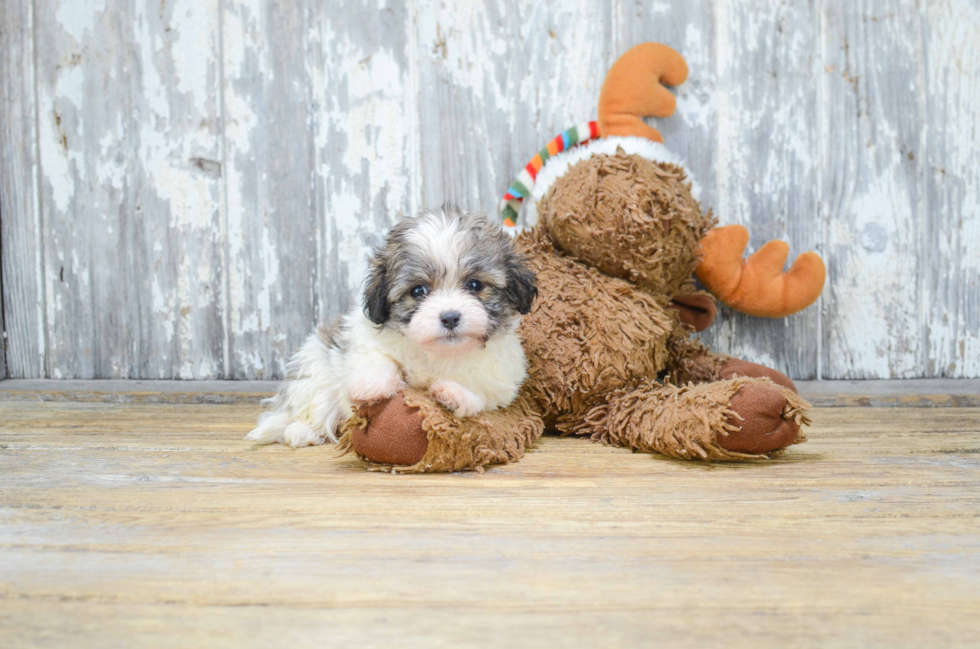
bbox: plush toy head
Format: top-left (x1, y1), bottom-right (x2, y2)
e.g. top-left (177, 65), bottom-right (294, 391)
top-left (500, 43), bottom-right (826, 319)
top-left (538, 147), bottom-right (711, 300)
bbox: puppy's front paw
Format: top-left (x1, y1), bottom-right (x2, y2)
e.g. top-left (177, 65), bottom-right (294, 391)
top-left (282, 422), bottom-right (326, 448)
top-left (430, 379), bottom-right (484, 419)
top-left (348, 362), bottom-right (404, 405)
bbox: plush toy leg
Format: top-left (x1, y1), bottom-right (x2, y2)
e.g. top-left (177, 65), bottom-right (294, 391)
top-left (666, 333), bottom-right (798, 394)
top-left (717, 359), bottom-right (798, 393)
top-left (665, 333), bottom-right (731, 385)
top-left (575, 377), bottom-right (810, 461)
top-left (340, 390), bottom-right (544, 473)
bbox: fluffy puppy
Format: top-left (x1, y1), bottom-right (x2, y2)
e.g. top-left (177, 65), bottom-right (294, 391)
top-left (246, 204), bottom-right (537, 448)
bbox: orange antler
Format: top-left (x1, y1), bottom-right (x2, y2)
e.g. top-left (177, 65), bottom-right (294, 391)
top-left (597, 43), bottom-right (689, 143)
top-left (695, 225), bottom-right (826, 318)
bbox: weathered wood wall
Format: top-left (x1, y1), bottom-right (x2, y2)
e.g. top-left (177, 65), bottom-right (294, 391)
top-left (1, 0), bottom-right (977, 380)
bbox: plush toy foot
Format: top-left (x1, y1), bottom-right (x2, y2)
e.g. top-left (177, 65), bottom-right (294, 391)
top-left (719, 359), bottom-right (798, 393)
top-left (342, 389), bottom-right (544, 473)
top-left (718, 382), bottom-right (801, 454)
top-left (349, 394), bottom-right (428, 466)
top-left (575, 377), bottom-right (809, 461)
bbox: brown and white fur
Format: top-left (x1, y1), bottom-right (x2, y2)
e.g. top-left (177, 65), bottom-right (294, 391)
top-left (245, 204), bottom-right (537, 448)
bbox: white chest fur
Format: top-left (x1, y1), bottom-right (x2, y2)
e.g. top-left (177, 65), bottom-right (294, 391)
top-left (349, 312), bottom-right (527, 410)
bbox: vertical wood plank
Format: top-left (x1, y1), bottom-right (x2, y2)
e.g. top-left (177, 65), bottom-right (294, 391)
top-left (1, 255), bottom-right (5, 377)
top-left (0, 0), bottom-right (45, 378)
top-left (819, 0), bottom-right (926, 378)
top-left (1, 0), bottom-right (976, 380)
top-left (922, 0), bottom-right (980, 377)
top-left (222, 1), bottom-right (317, 379)
top-left (307, 0), bottom-right (420, 334)
top-left (413, 0), bottom-right (614, 215)
top-left (1, 226), bottom-right (5, 376)
top-left (698, 0), bottom-right (822, 379)
top-left (32, 0), bottom-right (225, 378)
top-left (616, 0), bottom-right (718, 210)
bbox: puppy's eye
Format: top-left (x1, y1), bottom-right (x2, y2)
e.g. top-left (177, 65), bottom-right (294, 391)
top-left (465, 279), bottom-right (483, 292)
top-left (410, 285), bottom-right (428, 299)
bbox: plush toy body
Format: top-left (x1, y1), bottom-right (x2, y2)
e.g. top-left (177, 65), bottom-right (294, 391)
top-left (342, 44), bottom-right (826, 472)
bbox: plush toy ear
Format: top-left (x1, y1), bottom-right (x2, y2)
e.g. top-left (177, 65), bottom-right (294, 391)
top-left (362, 254), bottom-right (391, 325)
top-left (598, 42), bottom-right (689, 143)
top-left (505, 256), bottom-right (538, 315)
top-left (696, 225), bottom-right (826, 318)
top-left (670, 293), bottom-right (717, 331)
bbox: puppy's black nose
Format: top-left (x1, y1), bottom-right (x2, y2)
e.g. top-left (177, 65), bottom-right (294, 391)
top-left (440, 311), bottom-right (461, 330)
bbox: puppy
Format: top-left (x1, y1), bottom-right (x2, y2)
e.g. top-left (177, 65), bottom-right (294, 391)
top-left (245, 204), bottom-right (537, 448)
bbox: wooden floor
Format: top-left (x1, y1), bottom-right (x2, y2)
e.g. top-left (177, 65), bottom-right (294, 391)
top-left (2, 383), bottom-right (979, 648)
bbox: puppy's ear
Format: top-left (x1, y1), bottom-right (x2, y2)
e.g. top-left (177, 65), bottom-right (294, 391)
top-left (505, 255), bottom-right (537, 315)
top-left (362, 251), bottom-right (390, 325)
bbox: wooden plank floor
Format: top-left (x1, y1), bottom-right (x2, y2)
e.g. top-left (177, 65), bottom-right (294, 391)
top-left (1, 389), bottom-right (979, 647)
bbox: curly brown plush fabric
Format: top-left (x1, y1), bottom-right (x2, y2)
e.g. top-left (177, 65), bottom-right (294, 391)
top-left (574, 377), bottom-right (810, 461)
top-left (539, 149), bottom-right (715, 296)
top-left (665, 330), bottom-right (731, 385)
top-left (340, 389), bottom-right (543, 474)
top-left (515, 227), bottom-right (673, 422)
top-left (349, 150), bottom-right (811, 472)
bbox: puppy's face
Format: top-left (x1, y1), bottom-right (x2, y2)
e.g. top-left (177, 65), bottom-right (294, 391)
top-left (362, 205), bottom-right (537, 357)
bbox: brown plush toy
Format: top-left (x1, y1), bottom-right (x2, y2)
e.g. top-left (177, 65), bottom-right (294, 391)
top-left (340, 43), bottom-right (826, 473)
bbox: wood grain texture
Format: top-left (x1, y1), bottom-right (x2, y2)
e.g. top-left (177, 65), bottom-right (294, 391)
top-left (1, 0), bottom-right (978, 380)
top-left (310, 0), bottom-right (419, 350)
top-left (0, 262), bottom-right (4, 377)
top-left (1, 398), bottom-right (979, 647)
top-left (0, 0), bottom-right (44, 378)
top-left (221, 0), bottom-right (316, 379)
top-left (4, 377), bottom-right (980, 407)
top-left (414, 0), bottom-right (614, 211)
top-left (619, 0), bottom-right (718, 210)
top-left (0, 379), bottom-right (281, 404)
top-left (31, 0), bottom-right (226, 379)
top-left (922, 0), bottom-right (980, 377)
top-left (701, 0), bottom-right (823, 379)
top-left (222, 0), bottom-right (420, 379)
top-left (0, 218), bottom-right (5, 377)
top-left (819, 0), bottom-right (927, 379)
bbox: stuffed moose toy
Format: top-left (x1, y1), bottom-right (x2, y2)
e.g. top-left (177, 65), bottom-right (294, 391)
top-left (341, 43), bottom-right (827, 472)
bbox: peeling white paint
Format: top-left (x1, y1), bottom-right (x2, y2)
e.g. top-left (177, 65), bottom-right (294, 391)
top-left (169, 3), bottom-right (214, 97)
top-left (337, 49), bottom-right (410, 212)
top-left (8, 0), bottom-right (979, 380)
top-left (254, 228), bottom-right (279, 333)
top-left (38, 56), bottom-right (87, 214)
top-left (416, 4), bottom-right (507, 101)
top-left (676, 25), bottom-right (715, 133)
top-left (922, 0), bottom-right (980, 377)
top-left (831, 176), bottom-right (921, 376)
top-left (223, 2), bottom-right (262, 356)
top-left (55, 0), bottom-right (106, 44)
top-left (311, 4), bottom-right (418, 343)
